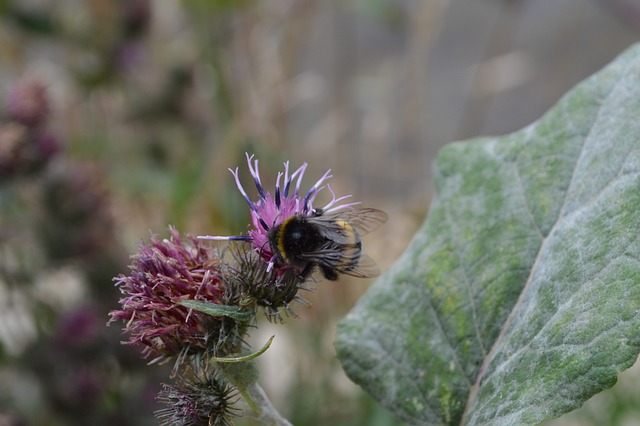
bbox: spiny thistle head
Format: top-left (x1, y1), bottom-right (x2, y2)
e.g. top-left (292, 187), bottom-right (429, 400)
top-left (225, 244), bottom-right (312, 321)
top-left (156, 372), bottom-right (238, 426)
top-left (109, 227), bottom-right (235, 364)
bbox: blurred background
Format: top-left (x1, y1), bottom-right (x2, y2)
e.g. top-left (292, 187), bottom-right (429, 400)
top-left (1, 0), bottom-right (639, 425)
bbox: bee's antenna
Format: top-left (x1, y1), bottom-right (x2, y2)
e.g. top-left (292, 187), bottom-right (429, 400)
top-left (259, 239), bottom-right (269, 253)
top-left (271, 211), bottom-right (281, 228)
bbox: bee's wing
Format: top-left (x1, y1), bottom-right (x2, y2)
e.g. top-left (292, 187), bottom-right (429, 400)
top-left (297, 242), bottom-right (381, 279)
top-left (311, 208), bottom-right (388, 238)
top-left (336, 252), bottom-right (381, 278)
top-left (300, 207), bottom-right (387, 279)
top-left (337, 208), bottom-right (388, 236)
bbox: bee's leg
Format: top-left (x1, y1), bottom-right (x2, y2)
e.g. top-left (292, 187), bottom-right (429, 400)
top-left (320, 265), bottom-right (339, 281)
top-left (299, 262), bottom-right (316, 280)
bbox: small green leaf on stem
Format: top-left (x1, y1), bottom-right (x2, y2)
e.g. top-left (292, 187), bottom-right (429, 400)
top-left (179, 299), bottom-right (255, 322)
top-left (212, 335), bottom-right (275, 364)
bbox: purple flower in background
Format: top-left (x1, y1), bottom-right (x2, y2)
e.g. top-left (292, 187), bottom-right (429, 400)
top-left (34, 131), bottom-right (60, 159)
top-left (109, 227), bottom-right (230, 363)
top-left (199, 153), bottom-right (359, 273)
top-left (0, 80), bottom-right (60, 179)
top-left (5, 80), bottom-right (49, 126)
top-left (54, 306), bottom-right (102, 349)
top-left (123, 0), bottom-right (152, 38)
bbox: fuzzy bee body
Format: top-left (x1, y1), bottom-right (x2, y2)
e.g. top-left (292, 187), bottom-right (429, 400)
top-left (267, 208), bottom-right (387, 281)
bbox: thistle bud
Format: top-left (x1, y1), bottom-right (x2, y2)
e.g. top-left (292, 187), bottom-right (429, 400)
top-left (156, 374), bottom-right (237, 426)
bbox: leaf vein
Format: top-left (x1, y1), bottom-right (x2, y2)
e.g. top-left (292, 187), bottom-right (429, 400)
top-left (424, 291), bottom-right (474, 386)
top-left (443, 198), bottom-right (488, 360)
top-left (512, 159), bottom-right (545, 239)
top-left (375, 321), bottom-right (440, 421)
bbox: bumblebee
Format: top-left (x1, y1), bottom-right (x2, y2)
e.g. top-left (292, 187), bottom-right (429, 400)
top-left (267, 208), bottom-right (388, 280)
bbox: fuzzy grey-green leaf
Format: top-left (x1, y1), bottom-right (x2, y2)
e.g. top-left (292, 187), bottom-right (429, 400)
top-left (179, 300), bottom-right (255, 322)
top-left (336, 44), bottom-right (640, 426)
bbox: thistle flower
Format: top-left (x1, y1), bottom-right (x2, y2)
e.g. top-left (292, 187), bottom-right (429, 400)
top-left (0, 80), bottom-right (59, 179)
top-left (54, 306), bottom-right (102, 349)
top-left (156, 373), bottom-right (237, 426)
top-left (199, 153), bottom-right (359, 274)
top-left (5, 80), bottom-right (49, 126)
top-left (109, 227), bottom-right (237, 364)
top-left (40, 163), bottom-right (111, 261)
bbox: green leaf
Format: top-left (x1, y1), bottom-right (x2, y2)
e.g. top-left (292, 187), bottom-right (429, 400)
top-left (179, 300), bottom-right (255, 322)
top-left (212, 335), bottom-right (275, 363)
top-left (336, 44), bottom-right (640, 426)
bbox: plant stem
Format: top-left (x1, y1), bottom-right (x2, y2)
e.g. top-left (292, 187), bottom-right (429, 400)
top-left (240, 382), bottom-right (293, 426)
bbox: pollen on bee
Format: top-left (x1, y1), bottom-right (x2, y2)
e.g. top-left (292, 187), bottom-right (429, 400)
top-left (335, 219), bottom-right (354, 239)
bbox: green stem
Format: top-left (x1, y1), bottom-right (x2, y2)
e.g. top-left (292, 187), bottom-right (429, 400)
top-left (210, 335), bottom-right (291, 424)
top-left (240, 382), bottom-right (293, 426)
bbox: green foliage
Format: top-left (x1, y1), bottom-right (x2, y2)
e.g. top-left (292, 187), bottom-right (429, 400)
top-left (336, 44), bottom-right (640, 425)
top-left (179, 299), bottom-right (255, 322)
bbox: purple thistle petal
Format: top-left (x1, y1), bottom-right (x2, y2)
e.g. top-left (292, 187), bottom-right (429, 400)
top-left (292, 162), bottom-right (308, 196)
top-left (197, 235), bottom-right (252, 242)
top-left (229, 167), bottom-right (257, 213)
top-left (322, 185), bottom-right (352, 211)
top-left (282, 161), bottom-right (292, 197)
top-left (324, 200), bottom-right (361, 214)
top-left (275, 171), bottom-right (282, 210)
top-left (245, 153), bottom-right (267, 201)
